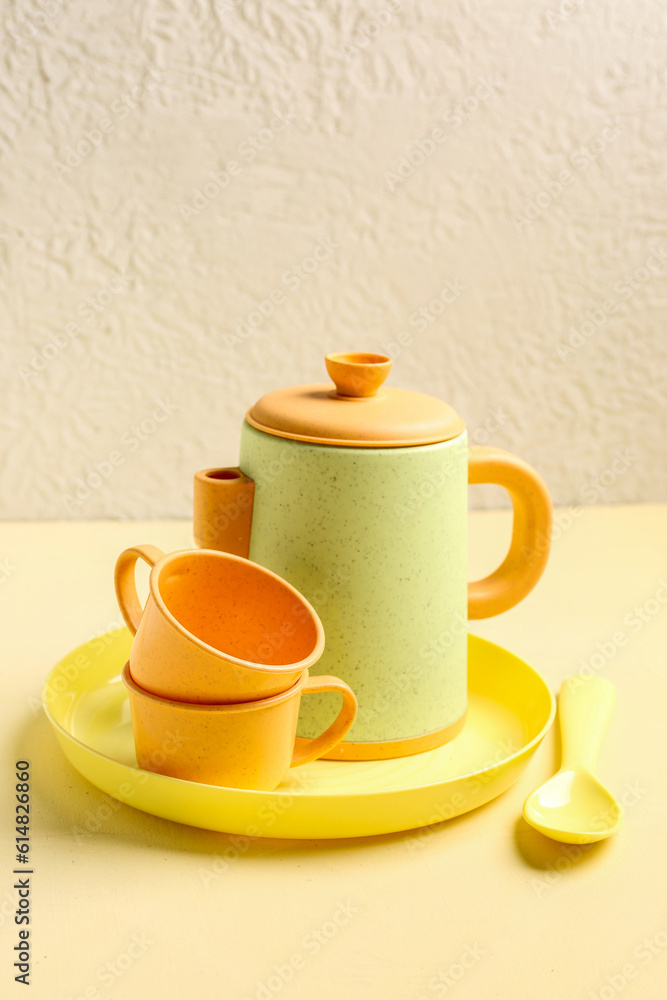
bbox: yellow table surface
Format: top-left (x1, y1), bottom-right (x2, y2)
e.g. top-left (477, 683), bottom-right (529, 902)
top-left (1, 506), bottom-right (666, 999)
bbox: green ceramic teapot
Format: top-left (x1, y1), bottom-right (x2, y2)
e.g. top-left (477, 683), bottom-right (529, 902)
top-left (194, 352), bottom-right (552, 760)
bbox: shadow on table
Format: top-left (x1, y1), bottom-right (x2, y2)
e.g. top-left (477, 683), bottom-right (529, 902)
top-left (16, 709), bottom-right (518, 862)
top-left (513, 815), bottom-right (614, 871)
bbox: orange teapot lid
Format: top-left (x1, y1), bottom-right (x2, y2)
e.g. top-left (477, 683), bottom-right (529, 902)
top-left (245, 352), bottom-right (466, 447)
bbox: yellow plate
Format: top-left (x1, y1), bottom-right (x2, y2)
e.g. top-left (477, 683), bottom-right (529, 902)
top-left (42, 628), bottom-right (555, 839)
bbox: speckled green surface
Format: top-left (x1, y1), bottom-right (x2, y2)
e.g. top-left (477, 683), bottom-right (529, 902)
top-left (240, 423), bottom-right (469, 743)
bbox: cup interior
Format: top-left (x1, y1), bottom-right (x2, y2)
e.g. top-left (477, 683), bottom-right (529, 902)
top-left (157, 553), bottom-right (321, 667)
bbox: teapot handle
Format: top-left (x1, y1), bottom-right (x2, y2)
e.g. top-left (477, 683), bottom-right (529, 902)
top-left (468, 447), bottom-right (552, 619)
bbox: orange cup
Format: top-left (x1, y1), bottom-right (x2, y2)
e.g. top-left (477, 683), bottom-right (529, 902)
top-left (121, 664), bottom-right (357, 789)
top-left (114, 545), bottom-right (325, 703)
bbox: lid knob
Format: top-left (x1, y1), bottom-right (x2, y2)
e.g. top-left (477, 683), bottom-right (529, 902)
top-left (325, 352), bottom-right (392, 398)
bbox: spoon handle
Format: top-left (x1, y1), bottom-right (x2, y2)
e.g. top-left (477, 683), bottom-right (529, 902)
top-left (559, 675), bottom-right (616, 772)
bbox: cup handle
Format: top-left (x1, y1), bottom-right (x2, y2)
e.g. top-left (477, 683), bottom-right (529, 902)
top-left (114, 545), bottom-right (166, 635)
top-left (468, 446), bottom-right (552, 619)
top-left (290, 676), bottom-right (358, 767)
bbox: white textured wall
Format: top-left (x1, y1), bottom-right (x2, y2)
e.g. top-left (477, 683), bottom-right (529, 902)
top-left (1, 0), bottom-right (666, 519)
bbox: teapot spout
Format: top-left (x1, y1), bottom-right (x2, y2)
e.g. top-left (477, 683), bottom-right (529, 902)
top-left (193, 468), bottom-right (255, 557)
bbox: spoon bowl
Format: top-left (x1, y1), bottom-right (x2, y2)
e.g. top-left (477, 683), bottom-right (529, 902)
top-left (523, 676), bottom-right (624, 844)
top-left (523, 767), bottom-right (624, 844)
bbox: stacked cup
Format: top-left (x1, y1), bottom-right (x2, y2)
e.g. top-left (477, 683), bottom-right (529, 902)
top-left (114, 545), bottom-right (357, 790)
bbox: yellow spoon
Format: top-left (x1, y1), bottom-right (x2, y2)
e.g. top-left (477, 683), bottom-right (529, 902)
top-left (523, 675), bottom-right (624, 844)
